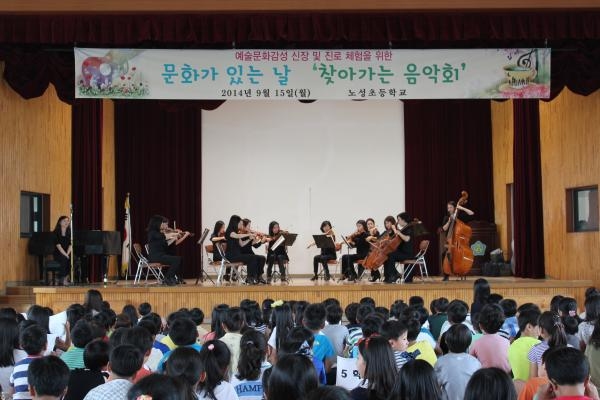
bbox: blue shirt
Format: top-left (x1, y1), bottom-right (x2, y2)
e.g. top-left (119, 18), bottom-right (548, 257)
top-left (501, 316), bottom-right (519, 338)
top-left (313, 333), bottom-right (335, 363)
top-left (157, 343), bottom-right (202, 372)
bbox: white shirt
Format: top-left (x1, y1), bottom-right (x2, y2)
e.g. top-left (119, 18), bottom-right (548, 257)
top-left (197, 381), bottom-right (239, 400)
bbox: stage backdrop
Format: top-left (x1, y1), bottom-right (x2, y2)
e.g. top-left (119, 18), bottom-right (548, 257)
top-left (201, 100), bottom-right (405, 275)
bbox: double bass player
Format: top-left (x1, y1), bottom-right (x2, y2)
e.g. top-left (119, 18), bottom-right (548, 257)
top-left (441, 199), bottom-right (475, 281)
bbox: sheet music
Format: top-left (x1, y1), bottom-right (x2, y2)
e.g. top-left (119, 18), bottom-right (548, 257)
top-left (270, 235), bottom-right (286, 251)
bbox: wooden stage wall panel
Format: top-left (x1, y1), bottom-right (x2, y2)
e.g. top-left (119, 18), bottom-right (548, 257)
top-left (34, 279), bottom-right (593, 317)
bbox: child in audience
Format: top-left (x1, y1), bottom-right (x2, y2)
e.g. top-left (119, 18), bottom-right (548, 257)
top-left (83, 344), bottom-right (144, 400)
top-left (500, 299), bottom-right (519, 341)
top-left (127, 374), bottom-right (194, 400)
top-left (380, 319), bottom-right (409, 369)
top-left (344, 305), bottom-right (373, 358)
top-left (403, 317), bottom-right (437, 367)
top-left (64, 339), bottom-right (109, 400)
top-left (9, 324), bottom-right (48, 400)
top-left (164, 347), bottom-right (202, 397)
top-left (351, 336), bottom-right (396, 400)
top-left (388, 359), bottom-right (442, 400)
top-left (428, 297), bottom-right (449, 341)
top-left (191, 308), bottom-right (209, 344)
top-left (197, 340), bottom-right (238, 400)
top-left (508, 309), bottom-right (541, 382)
top-left (27, 356), bottom-right (69, 400)
top-left (469, 304), bottom-right (511, 372)
top-left (585, 316), bottom-right (600, 386)
top-left (528, 312), bottom-right (568, 378)
top-left (121, 326), bottom-right (155, 382)
top-left (230, 330), bottom-right (271, 400)
top-left (137, 302), bottom-right (152, 320)
top-left (0, 318), bottom-right (27, 394)
top-left (266, 354), bottom-right (318, 400)
top-left (204, 305), bottom-right (229, 342)
top-left (438, 300), bottom-right (473, 352)
top-left (579, 294), bottom-right (600, 350)
top-left (471, 278), bottom-right (491, 315)
top-left (157, 318), bottom-right (201, 372)
top-left (435, 324), bottom-right (481, 400)
top-left (322, 304), bottom-right (349, 357)
top-left (219, 307), bottom-right (245, 377)
top-left (267, 302), bottom-right (293, 360)
top-left (61, 320), bottom-right (94, 370)
top-left (303, 304), bottom-right (336, 372)
top-left (279, 327), bottom-right (327, 385)
top-left (536, 346), bottom-right (600, 400)
top-left (464, 367), bottom-right (517, 400)
top-left (412, 306), bottom-right (437, 350)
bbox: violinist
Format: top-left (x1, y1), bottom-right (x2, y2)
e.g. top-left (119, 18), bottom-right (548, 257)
top-left (265, 221), bottom-right (289, 284)
top-left (308, 220), bottom-right (336, 281)
top-left (340, 220), bottom-right (369, 282)
top-left (441, 201), bottom-right (475, 281)
top-left (240, 218), bottom-right (267, 284)
top-left (382, 212), bottom-right (413, 284)
top-left (368, 216), bottom-right (396, 282)
top-left (147, 215), bottom-right (190, 285)
top-left (224, 215), bottom-right (262, 285)
top-left (210, 220), bottom-right (226, 263)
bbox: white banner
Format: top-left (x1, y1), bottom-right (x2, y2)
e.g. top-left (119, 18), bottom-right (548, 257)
top-left (75, 48), bottom-right (551, 100)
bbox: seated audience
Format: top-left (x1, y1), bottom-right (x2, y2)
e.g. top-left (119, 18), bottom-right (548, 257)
top-left (388, 359), bottom-right (442, 400)
top-left (350, 336), bottom-right (396, 400)
top-left (464, 367), bottom-right (517, 400)
top-left (197, 340), bottom-right (238, 400)
top-left (27, 356), bottom-right (69, 400)
top-left (508, 309), bottom-right (541, 382)
top-left (469, 304), bottom-right (511, 372)
top-left (61, 320), bottom-right (94, 370)
top-left (9, 324), bottom-right (48, 400)
top-left (230, 330), bottom-right (270, 400)
top-left (267, 354), bottom-right (318, 400)
top-left (64, 339), bottom-right (109, 400)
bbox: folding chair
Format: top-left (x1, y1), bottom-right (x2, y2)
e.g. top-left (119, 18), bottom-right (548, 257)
top-left (318, 243), bottom-right (342, 281)
top-left (214, 242), bottom-right (247, 286)
top-left (133, 243), bottom-right (165, 284)
top-left (266, 237), bottom-right (290, 284)
top-left (204, 244), bottom-right (222, 282)
top-left (396, 240), bottom-right (431, 284)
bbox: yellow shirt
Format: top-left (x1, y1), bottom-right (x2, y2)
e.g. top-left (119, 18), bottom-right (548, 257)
top-left (407, 340), bottom-right (437, 367)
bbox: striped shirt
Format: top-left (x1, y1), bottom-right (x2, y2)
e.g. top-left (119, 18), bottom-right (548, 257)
top-left (527, 341), bottom-right (549, 365)
top-left (60, 347), bottom-right (86, 370)
top-left (10, 356), bottom-right (41, 400)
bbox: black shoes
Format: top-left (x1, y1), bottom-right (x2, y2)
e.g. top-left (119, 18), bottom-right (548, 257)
top-left (310, 275), bottom-right (318, 281)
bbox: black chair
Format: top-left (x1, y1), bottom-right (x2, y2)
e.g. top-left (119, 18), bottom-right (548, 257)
top-left (43, 260), bottom-right (62, 286)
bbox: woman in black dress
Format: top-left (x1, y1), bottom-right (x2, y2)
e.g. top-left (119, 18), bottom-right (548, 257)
top-left (146, 215), bottom-right (190, 285)
top-left (224, 215), bottom-right (263, 285)
top-left (53, 216), bottom-right (72, 286)
top-left (240, 218), bottom-right (267, 284)
top-left (265, 221), bottom-right (289, 283)
top-left (210, 220), bottom-right (226, 262)
top-left (309, 220), bottom-right (336, 281)
top-left (340, 220), bottom-right (370, 282)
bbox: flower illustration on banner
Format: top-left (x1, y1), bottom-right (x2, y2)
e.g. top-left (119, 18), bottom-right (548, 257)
top-left (77, 49), bottom-right (149, 98)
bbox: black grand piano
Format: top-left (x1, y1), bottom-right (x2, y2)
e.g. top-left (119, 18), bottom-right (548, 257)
top-left (28, 230), bottom-right (121, 284)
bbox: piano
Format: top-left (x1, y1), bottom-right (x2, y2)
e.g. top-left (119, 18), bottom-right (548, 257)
top-left (28, 230), bottom-right (122, 283)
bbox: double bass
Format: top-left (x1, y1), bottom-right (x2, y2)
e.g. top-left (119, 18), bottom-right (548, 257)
top-left (361, 220), bottom-right (420, 270)
top-left (442, 191), bottom-right (474, 278)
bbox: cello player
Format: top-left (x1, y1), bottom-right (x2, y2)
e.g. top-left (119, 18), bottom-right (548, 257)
top-left (441, 201), bottom-right (475, 281)
top-left (382, 212), bottom-right (413, 283)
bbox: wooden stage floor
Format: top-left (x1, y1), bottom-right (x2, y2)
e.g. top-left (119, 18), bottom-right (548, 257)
top-left (32, 276), bottom-right (593, 317)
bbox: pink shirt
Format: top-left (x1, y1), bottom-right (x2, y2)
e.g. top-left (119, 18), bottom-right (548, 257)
top-left (469, 333), bottom-right (511, 372)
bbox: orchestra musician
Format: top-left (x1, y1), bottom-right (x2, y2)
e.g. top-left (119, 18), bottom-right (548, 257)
top-left (308, 220), bottom-right (336, 281)
top-left (265, 221), bottom-right (289, 284)
top-left (210, 220), bottom-right (226, 262)
top-left (368, 216), bottom-right (396, 282)
top-left (240, 218), bottom-right (267, 284)
top-left (340, 219), bottom-right (370, 282)
top-left (441, 201), bottom-right (475, 281)
top-left (224, 215), bottom-right (263, 285)
top-left (146, 215), bottom-right (191, 285)
top-left (53, 216), bottom-right (72, 286)
top-left (365, 217), bottom-right (380, 282)
top-left (382, 212), bottom-right (413, 283)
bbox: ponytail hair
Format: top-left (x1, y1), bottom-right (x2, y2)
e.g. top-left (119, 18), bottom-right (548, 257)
top-left (197, 340), bottom-right (231, 400)
top-left (538, 311), bottom-right (567, 348)
top-left (236, 329), bottom-right (267, 381)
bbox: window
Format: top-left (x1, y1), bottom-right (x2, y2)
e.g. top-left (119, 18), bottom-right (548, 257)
top-left (20, 192), bottom-right (50, 238)
top-left (566, 186), bottom-right (599, 232)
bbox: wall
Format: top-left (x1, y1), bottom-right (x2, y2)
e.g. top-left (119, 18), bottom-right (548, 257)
top-left (539, 89), bottom-right (600, 283)
top-left (102, 99), bottom-right (117, 277)
top-left (491, 100), bottom-right (514, 258)
top-left (0, 63), bottom-right (72, 285)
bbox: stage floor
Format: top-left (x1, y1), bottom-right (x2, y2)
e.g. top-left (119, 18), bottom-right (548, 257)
top-left (32, 276), bottom-right (593, 317)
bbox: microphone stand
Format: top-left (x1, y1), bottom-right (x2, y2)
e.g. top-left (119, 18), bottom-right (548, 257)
top-left (69, 204), bottom-right (74, 284)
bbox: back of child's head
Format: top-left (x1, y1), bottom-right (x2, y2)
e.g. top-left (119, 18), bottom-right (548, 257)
top-left (83, 339), bottom-right (110, 371)
top-left (544, 346), bottom-right (589, 386)
top-left (558, 297), bottom-right (578, 318)
top-left (464, 368), bottom-right (517, 400)
top-left (356, 304), bottom-right (375, 324)
top-left (28, 356), bottom-right (69, 398)
top-left (241, 301), bottom-right (262, 328)
top-left (499, 299), bottom-right (517, 318)
top-left (538, 312), bottom-right (568, 348)
top-left (114, 313), bottom-right (132, 329)
top-left (27, 305), bottom-right (50, 333)
top-left (223, 306), bottom-right (245, 332)
top-left (391, 359), bottom-right (442, 400)
top-left (550, 295), bottom-right (565, 314)
top-left (122, 305), bottom-right (139, 326)
top-left (127, 373), bottom-right (193, 400)
top-left (405, 317), bottom-right (422, 342)
top-left (137, 319), bottom-right (160, 337)
top-left (169, 318), bottom-right (198, 346)
top-left (445, 324), bottom-right (473, 353)
top-left (237, 328), bottom-right (267, 381)
top-left (359, 297), bottom-right (376, 308)
top-left (268, 354), bottom-right (318, 400)
top-left (434, 297), bottom-right (450, 313)
top-left (408, 296), bottom-right (424, 307)
top-left (123, 326), bottom-right (154, 356)
top-left (138, 302), bottom-right (152, 317)
top-left (357, 336), bottom-right (397, 399)
top-left (110, 344), bottom-right (144, 378)
top-left (20, 324), bottom-right (47, 355)
top-left (374, 307), bottom-right (389, 320)
top-left (210, 305), bottom-right (229, 339)
top-left (585, 294), bottom-right (600, 322)
top-left (0, 307), bottom-right (18, 321)
top-left (361, 313), bottom-right (385, 338)
top-left (380, 320), bottom-right (408, 342)
top-left (279, 326), bottom-right (314, 356)
top-left (344, 303), bottom-right (359, 325)
top-left (412, 306), bottom-right (429, 326)
top-left (488, 293), bottom-right (504, 304)
top-left (478, 304), bottom-right (505, 334)
top-left (447, 300), bottom-right (468, 324)
top-left (293, 301), bottom-right (309, 327)
top-left (165, 346), bottom-right (202, 388)
top-left (517, 309), bottom-right (541, 332)
top-left (562, 316), bottom-right (579, 335)
top-left (323, 298), bottom-right (340, 309)
top-left (198, 340), bottom-right (231, 398)
top-left (305, 386), bottom-right (352, 400)
top-left (390, 300), bottom-right (407, 320)
top-left (108, 327), bottom-right (129, 349)
top-left (517, 303), bottom-right (541, 314)
top-left (325, 304), bottom-right (343, 325)
top-left (303, 303), bottom-right (326, 331)
top-left (189, 308), bottom-right (205, 326)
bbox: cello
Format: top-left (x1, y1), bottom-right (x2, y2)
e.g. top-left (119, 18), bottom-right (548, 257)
top-left (442, 191), bottom-right (474, 278)
top-left (361, 219), bottom-right (420, 270)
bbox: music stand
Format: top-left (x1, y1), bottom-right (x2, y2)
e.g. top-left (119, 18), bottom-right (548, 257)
top-left (195, 228), bottom-right (213, 285)
top-left (312, 234), bottom-right (336, 279)
top-left (270, 233), bottom-right (297, 283)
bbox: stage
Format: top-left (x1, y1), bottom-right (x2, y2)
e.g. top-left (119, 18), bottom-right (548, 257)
top-left (31, 276), bottom-right (593, 317)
